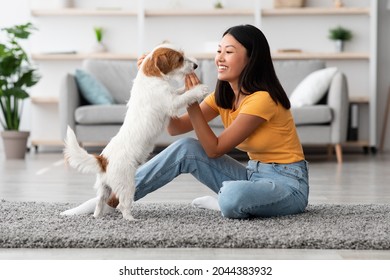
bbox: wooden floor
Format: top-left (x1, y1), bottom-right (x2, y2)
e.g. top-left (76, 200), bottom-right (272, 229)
top-left (1, 149), bottom-right (390, 260)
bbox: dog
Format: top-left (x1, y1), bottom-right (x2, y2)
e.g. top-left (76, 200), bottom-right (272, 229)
top-left (64, 43), bottom-right (208, 221)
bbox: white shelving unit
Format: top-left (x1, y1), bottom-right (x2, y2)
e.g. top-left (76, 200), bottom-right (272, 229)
top-left (31, 8), bottom-right (138, 16)
top-left (29, 0), bottom-right (377, 150)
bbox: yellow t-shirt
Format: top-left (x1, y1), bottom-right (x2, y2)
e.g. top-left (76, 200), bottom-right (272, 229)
top-left (204, 91), bottom-right (304, 163)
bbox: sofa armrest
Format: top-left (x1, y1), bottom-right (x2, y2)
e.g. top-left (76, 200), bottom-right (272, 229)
top-left (327, 72), bottom-right (349, 144)
top-left (59, 73), bottom-right (81, 140)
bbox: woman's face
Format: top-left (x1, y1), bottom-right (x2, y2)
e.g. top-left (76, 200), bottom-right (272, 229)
top-left (215, 34), bottom-right (249, 87)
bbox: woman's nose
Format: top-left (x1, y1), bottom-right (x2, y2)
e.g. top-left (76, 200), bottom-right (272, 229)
top-left (216, 53), bottom-right (224, 61)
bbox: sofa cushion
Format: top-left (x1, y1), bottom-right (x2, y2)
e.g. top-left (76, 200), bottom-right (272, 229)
top-left (274, 60), bottom-right (326, 96)
top-left (75, 104), bottom-right (127, 125)
top-left (75, 69), bottom-right (114, 105)
top-left (291, 105), bottom-right (332, 125)
top-left (83, 60), bottom-right (138, 104)
top-left (289, 67), bottom-right (338, 108)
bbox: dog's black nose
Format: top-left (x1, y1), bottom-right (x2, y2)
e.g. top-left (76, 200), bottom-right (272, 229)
top-left (193, 63), bottom-right (198, 70)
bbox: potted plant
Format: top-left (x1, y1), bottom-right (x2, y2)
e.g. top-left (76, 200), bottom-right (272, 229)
top-left (92, 26), bottom-right (107, 53)
top-left (0, 22), bottom-right (40, 159)
top-left (214, 1), bottom-right (224, 9)
top-left (328, 26), bottom-right (353, 52)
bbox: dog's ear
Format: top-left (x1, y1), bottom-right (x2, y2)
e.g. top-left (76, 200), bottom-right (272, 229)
top-left (142, 54), bottom-right (163, 77)
top-left (156, 48), bottom-right (185, 75)
top-left (155, 51), bottom-right (172, 75)
top-left (143, 48), bottom-right (184, 77)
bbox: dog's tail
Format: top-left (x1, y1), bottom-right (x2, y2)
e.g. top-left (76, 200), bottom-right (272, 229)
top-left (64, 126), bottom-right (107, 174)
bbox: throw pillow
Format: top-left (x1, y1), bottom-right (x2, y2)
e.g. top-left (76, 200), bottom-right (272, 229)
top-left (289, 67), bottom-right (338, 108)
top-left (75, 69), bottom-right (114, 105)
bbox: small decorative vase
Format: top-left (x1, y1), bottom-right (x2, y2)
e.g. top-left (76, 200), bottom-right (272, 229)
top-left (57, 0), bottom-right (73, 8)
top-left (335, 40), bottom-right (344, 52)
top-left (1, 130), bottom-right (30, 159)
top-left (92, 42), bottom-right (107, 53)
top-left (333, 0), bottom-right (343, 8)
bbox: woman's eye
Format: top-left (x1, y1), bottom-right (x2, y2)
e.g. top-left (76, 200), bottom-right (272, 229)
top-left (217, 50), bottom-right (221, 53)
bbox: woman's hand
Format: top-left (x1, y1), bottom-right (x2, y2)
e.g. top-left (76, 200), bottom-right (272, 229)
top-left (137, 53), bottom-right (148, 69)
top-left (185, 72), bottom-right (201, 90)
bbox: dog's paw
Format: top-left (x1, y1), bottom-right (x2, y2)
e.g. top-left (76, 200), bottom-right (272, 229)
top-left (188, 84), bottom-right (209, 103)
top-left (93, 208), bottom-right (105, 218)
top-left (123, 213), bottom-right (137, 221)
top-left (198, 84), bottom-right (209, 99)
top-left (175, 86), bottom-right (186, 95)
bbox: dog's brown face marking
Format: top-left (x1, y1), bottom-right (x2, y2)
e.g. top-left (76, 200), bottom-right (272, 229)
top-left (143, 47), bottom-right (184, 77)
top-left (95, 154), bottom-right (109, 172)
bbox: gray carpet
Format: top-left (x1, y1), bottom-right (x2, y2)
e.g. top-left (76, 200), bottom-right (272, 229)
top-left (1, 200), bottom-right (389, 249)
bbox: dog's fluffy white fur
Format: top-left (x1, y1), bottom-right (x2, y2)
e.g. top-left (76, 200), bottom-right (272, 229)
top-left (64, 43), bottom-right (208, 220)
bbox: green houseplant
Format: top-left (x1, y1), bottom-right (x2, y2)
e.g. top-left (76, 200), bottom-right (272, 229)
top-left (0, 22), bottom-right (40, 159)
top-left (214, 1), bottom-right (224, 9)
top-left (94, 26), bottom-right (103, 43)
top-left (93, 26), bottom-right (107, 53)
top-left (328, 26), bottom-right (353, 52)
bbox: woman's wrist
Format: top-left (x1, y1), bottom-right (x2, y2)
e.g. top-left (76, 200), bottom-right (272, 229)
top-left (187, 102), bottom-right (200, 112)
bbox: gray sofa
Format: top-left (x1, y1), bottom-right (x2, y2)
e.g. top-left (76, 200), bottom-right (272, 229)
top-left (60, 59), bottom-right (349, 163)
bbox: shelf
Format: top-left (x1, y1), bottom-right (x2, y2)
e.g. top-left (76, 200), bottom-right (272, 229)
top-left (272, 52), bottom-right (369, 60)
top-left (31, 52), bottom-right (138, 61)
top-left (31, 139), bottom-right (63, 147)
top-left (191, 52), bottom-right (370, 60)
top-left (31, 7), bottom-right (370, 17)
top-left (31, 8), bottom-right (137, 16)
top-left (31, 96), bottom-right (59, 104)
top-left (31, 52), bottom-right (369, 61)
top-left (262, 7), bottom-right (370, 16)
top-left (145, 9), bottom-right (253, 17)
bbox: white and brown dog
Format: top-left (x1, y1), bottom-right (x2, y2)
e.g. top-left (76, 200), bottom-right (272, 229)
top-left (64, 43), bottom-right (208, 221)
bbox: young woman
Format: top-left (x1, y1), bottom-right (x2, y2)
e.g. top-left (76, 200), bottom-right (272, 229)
top-left (62, 24), bottom-right (309, 219)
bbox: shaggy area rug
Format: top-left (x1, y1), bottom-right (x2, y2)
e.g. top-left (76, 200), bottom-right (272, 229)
top-left (0, 200), bottom-right (389, 249)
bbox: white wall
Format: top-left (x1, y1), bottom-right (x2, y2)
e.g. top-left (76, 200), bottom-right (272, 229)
top-left (1, 0), bottom-right (390, 152)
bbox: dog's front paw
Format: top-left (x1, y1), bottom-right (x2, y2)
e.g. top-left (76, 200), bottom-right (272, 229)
top-left (123, 213), bottom-right (137, 221)
top-left (198, 84), bottom-right (209, 99)
top-left (189, 84), bottom-right (209, 103)
top-left (93, 212), bottom-right (103, 218)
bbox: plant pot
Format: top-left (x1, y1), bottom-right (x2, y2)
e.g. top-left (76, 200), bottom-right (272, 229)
top-left (92, 42), bottom-right (107, 53)
top-left (56, 0), bottom-right (73, 8)
top-left (335, 40), bottom-right (344, 52)
top-left (274, 0), bottom-right (305, 8)
top-left (1, 131), bottom-right (30, 159)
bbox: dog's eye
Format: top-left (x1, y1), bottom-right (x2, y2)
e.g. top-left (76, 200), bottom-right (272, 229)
top-left (178, 56), bottom-right (184, 63)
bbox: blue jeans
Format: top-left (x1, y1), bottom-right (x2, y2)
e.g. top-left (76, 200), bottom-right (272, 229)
top-left (134, 138), bottom-right (309, 219)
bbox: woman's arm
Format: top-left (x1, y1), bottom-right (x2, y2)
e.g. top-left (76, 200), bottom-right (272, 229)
top-left (167, 102), bottom-right (218, 136)
top-left (185, 74), bottom-right (265, 158)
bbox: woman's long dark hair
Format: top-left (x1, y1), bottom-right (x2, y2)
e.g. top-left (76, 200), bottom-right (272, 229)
top-left (215, 24), bottom-right (290, 110)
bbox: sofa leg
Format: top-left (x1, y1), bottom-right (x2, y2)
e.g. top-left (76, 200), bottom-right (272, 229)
top-left (335, 144), bottom-right (343, 164)
top-left (327, 145), bottom-right (333, 159)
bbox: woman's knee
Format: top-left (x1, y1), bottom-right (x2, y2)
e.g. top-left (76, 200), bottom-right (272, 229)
top-left (170, 137), bottom-right (204, 156)
top-left (218, 182), bottom-right (248, 219)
